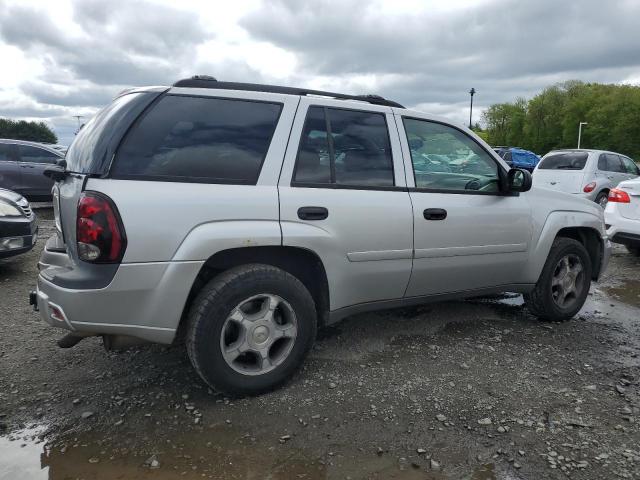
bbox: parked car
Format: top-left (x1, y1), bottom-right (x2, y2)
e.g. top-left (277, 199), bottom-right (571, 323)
top-left (0, 139), bottom-right (65, 200)
top-left (493, 146), bottom-right (540, 172)
top-left (533, 149), bottom-right (640, 208)
top-left (31, 77), bottom-right (610, 396)
top-left (605, 178), bottom-right (640, 256)
top-left (0, 188), bottom-right (37, 259)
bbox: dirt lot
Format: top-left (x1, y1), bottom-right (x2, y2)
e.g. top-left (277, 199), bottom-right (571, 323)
top-left (1, 209), bottom-right (639, 480)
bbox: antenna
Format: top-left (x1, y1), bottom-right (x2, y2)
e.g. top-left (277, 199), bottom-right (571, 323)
top-left (73, 115), bottom-right (84, 135)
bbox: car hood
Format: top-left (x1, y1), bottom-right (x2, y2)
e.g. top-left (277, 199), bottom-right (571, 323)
top-left (0, 188), bottom-right (24, 204)
top-left (529, 185), bottom-right (603, 218)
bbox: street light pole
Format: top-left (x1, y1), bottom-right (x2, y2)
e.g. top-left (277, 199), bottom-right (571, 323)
top-left (578, 122), bottom-right (588, 149)
top-left (469, 88), bottom-right (476, 129)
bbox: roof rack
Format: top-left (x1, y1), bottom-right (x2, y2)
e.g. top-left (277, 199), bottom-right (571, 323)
top-left (172, 76), bottom-right (404, 108)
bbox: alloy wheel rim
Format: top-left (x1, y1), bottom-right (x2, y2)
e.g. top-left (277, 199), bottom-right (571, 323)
top-left (220, 294), bottom-right (297, 376)
top-left (551, 254), bottom-right (585, 309)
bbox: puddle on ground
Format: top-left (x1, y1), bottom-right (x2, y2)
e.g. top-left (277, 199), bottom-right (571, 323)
top-left (603, 280), bottom-right (640, 308)
top-left (0, 426), bottom-right (505, 480)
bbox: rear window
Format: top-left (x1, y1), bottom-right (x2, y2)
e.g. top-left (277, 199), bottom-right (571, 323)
top-left (112, 95), bottom-right (282, 184)
top-left (538, 152), bottom-right (588, 170)
top-left (66, 92), bottom-right (158, 174)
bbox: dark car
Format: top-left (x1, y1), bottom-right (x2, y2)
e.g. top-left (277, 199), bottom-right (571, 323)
top-left (0, 139), bottom-right (65, 200)
top-left (0, 188), bottom-right (37, 259)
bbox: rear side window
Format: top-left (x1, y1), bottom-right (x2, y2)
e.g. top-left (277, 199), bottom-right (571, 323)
top-left (293, 106), bottom-right (394, 187)
top-left (112, 95), bottom-right (282, 184)
top-left (539, 152), bottom-right (588, 170)
top-left (18, 145), bottom-right (59, 164)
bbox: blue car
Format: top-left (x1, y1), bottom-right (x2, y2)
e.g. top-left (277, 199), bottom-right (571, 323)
top-left (493, 146), bottom-right (540, 172)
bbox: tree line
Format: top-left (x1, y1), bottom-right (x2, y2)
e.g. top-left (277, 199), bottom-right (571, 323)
top-left (0, 118), bottom-right (58, 144)
top-left (481, 81), bottom-right (640, 159)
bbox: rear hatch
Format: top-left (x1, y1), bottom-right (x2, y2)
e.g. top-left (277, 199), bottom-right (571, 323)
top-left (53, 89), bottom-right (165, 261)
top-left (616, 179), bottom-right (640, 220)
top-left (533, 151), bottom-right (589, 194)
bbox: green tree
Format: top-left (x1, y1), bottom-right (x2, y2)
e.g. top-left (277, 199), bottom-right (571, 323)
top-left (482, 81), bottom-right (640, 159)
top-left (0, 118), bottom-right (58, 143)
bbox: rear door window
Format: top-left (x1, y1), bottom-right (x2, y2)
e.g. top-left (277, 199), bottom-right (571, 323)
top-left (539, 152), bottom-right (588, 170)
top-left (604, 153), bottom-right (624, 173)
top-left (293, 106), bottom-right (394, 187)
top-left (18, 145), bottom-right (60, 164)
top-left (113, 95), bottom-right (282, 184)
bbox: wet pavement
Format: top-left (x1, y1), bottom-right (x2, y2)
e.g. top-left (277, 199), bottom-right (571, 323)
top-left (1, 210), bottom-right (639, 479)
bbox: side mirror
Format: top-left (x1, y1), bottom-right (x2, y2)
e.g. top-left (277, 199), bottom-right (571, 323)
top-left (507, 168), bottom-right (532, 193)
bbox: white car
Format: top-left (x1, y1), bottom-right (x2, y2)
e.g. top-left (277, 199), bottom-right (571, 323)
top-left (605, 178), bottom-right (640, 256)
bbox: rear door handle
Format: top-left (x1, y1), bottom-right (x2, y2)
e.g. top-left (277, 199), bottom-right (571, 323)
top-left (423, 208), bottom-right (447, 220)
top-left (298, 206), bottom-right (328, 221)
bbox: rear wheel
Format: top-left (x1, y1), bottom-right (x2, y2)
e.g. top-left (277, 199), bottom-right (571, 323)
top-left (626, 245), bottom-right (640, 257)
top-left (186, 264), bottom-right (317, 396)
top-left (595, 191), bottom-right (608, 208)
top-left (524, 237), bottom-right (592, 322)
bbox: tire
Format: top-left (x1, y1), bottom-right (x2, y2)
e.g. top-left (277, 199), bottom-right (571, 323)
top-left (524, 237), bottom-right (592, 322)
top-left (626, 245), bottom-right (640, 257)
top-left (595, 191), bottom-right (608, 208)
top-left (186, 264), bottom-right (317, 396)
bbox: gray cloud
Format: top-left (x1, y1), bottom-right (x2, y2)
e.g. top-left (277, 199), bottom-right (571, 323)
top-left (240, 0), bottom-right (640, 111)
top-left (1, 0), bottom-right (639, 144)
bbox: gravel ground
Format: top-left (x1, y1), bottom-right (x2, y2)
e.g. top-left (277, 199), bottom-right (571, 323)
top-left (0, 209), bottom-right (639, 479)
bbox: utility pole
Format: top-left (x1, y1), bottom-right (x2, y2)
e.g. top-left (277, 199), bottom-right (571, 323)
top-left (469, 88), bottom-right (476, 129)
top-left (74, 115), bottom-right (84, 135)
top-left (577, 122), bottom-right (588, 148)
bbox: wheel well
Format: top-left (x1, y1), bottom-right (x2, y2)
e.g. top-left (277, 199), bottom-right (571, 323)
top-left (178, 247), bottom-right (330, 337)
top-left (556, 227), bottom-right (602, 279)
top-left (596, 188), bottom-right (609, 197)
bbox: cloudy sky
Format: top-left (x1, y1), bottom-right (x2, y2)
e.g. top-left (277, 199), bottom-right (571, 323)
top-left (1, 0), bottom-right (639, 145)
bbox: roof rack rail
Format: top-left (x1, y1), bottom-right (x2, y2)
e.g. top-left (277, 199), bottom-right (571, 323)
top-left (172, 76), bottom-right (404, 108)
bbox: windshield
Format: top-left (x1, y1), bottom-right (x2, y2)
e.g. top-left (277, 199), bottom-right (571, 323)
top-left (538, 152), bottom-right (588, 170)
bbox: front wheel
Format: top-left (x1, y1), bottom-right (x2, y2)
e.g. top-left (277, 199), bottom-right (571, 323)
top-left (186, 264), bottom-right (317, 396)
top-left (524, 237), bottom-right (592, 322)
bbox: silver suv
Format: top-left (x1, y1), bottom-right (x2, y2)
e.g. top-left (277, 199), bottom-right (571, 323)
top-left (32, 77), bottom-right (611, 396)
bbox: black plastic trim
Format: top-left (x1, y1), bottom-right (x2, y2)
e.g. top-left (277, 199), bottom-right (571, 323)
top-left (171, 78), bottom-right (404, 108)
top-left (611, 232), bottom-right (640, 246)
top-left (327, 284), bottom-right (536, 324)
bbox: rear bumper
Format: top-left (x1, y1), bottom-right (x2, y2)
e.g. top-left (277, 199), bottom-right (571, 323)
top-left (605, 213), bottom-right (640, 247)
top-left (34, 246), bottom-right (203, 344)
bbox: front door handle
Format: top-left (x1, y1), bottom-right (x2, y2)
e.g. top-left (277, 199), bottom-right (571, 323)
top-left (423, 208), bottom-right (447, 220)
top-left (298, 206), bottom-right (328, 221)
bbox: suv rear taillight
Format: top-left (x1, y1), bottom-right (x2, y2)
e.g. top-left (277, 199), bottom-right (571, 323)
top-left (76, 192), bottom-right (127, 263)
top-left (608, 188), bottom-right (631, 203)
